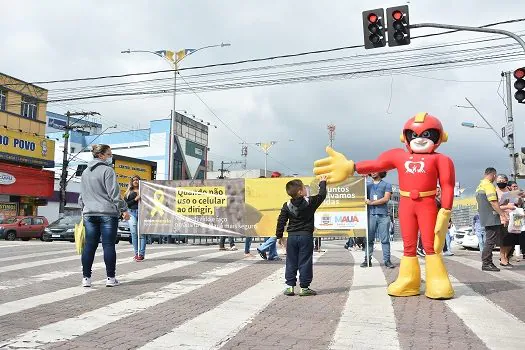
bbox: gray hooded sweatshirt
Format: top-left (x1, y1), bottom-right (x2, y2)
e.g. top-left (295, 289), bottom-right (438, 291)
top-left (78, 159), bottom-right (127, 217)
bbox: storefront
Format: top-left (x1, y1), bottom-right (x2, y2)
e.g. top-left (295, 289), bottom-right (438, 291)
top-left (0, 162), bottom-right (54, 220)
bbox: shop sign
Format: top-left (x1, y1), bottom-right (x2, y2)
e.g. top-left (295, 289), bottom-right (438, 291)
top-left (0, 129), bottom-right (55, 167)
top-left (0, 172), bottom-right (15, 185)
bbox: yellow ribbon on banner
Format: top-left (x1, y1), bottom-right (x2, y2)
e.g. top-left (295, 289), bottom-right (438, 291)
top-left (150, 190), bottom-right (165, 217)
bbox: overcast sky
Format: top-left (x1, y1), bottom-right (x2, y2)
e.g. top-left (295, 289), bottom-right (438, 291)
top-left (2, 0), bottom-right (525, 195)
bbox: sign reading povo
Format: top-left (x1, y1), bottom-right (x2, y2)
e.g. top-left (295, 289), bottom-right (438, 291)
top-left (0, 129), bottom-right (55, 167)
top-left (139, 176), bottom-right (367, 237)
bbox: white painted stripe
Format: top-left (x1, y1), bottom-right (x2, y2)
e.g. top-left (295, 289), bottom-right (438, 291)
top-left (0, 244), bottom-right (26, 249)
top-left (139, 251), bottom-right (326, 350)
top-left (0, 246), bottom-right (215, 291)
top-left (0, 246), bottom-right (133, 274)
top-left (0, 249), bottom-right (236, 318)
top-left (329, 252), bottom-right (399, 350)
top-left (0, 252), bottom-right (253, 349)
top-left (0, 248), bottom-right (84, 262)
top-left (390, 250), bottom-right (525, 349)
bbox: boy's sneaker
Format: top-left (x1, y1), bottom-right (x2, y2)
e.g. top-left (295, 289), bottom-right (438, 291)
top-left (106, 277), bottom-right (120, 287)
top-left (283, 286), bottom-right (295, 296)
top-left (299, 287), bottom-right (317, 296)
top-left (257, 248), bottom-right (267, 260)
top-left (82, 277), bottom-right (91, 288)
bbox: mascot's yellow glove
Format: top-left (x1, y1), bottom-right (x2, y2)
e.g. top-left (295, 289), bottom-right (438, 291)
top-left (313, 146), bottom-right (355, 184)
top-left (434, 208), bottom-right (451, 254)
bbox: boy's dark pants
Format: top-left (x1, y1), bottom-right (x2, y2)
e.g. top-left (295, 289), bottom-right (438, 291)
top-left (285, 233), bottom-right (314, 288)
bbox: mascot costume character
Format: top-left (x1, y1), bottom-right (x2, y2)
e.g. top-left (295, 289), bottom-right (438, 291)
top-left (314, 112), bottom-right (455, 299)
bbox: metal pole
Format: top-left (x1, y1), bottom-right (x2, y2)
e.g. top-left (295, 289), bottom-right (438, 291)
top-left (410, 23), bottom-right (525, 53)
top-left (464, 98), bottom-right (507, 145)
top-left (168, 69), bottom-right (177, 180)
top-left (264, 152), bottom-right (268, 176)
top-left (504, 72), bottom-right (518, 181)
top-left (58, 111), bottom-right (70, 217)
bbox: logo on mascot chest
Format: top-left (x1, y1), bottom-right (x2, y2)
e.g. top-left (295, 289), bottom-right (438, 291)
top-left (404, 160), bottom-right (426, 174)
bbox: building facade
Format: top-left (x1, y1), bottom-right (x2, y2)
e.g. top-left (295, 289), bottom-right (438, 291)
top-left (0, 73), bottom-right (55, 220)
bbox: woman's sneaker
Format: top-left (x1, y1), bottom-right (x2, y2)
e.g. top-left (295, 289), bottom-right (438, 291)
top-left (106, 277), bottom-right (120, 287)
top-left (299, 287), bottom-right (317, 296)
top-left (82, 277), bottom-right (91, 288)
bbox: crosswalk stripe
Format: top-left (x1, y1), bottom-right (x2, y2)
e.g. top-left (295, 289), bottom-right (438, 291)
top-left (138, 251), bottom-right (327, 350)
top-left (0, 252), bottom-right (254, 349)
top-left (329, 252), bottom-right (400, 350)
top-left (0, 248), bottom-right (85, 262)
top-left (0, 244), bottom-right (26, 249)
top-left (0, 246), bottom-right (215, 291)
top-left (390, 250), bottom-right (525, 349)
top-left (0, 246), bottom-right (133, 274)
top-left (0, 249), bottom-right (236, 318)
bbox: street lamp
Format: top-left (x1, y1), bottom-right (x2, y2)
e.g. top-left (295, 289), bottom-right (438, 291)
top-left (456, 98), bottom-right (507, 146)
top-left (460, 121), bottom-right (491, 130)
top-left (121, 42), bottom-right (230, 180)
top-left (254, 139), bottom-right (294, 176)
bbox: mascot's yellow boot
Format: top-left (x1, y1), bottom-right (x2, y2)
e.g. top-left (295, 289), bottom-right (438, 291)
top-left (425, 254), bottom-right (454, 300)
top-left (387, 256), bottom-right (421, 297)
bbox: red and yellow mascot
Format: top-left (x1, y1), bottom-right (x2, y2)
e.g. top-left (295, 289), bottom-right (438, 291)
top-left (314, 112), bottom-right (455, 299)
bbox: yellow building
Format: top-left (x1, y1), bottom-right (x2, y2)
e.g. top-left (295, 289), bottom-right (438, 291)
top-left (0, 72), bottom-right (55, 219)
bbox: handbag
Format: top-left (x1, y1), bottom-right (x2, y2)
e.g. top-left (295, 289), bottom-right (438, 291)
top-left (74, 217), bottom-right (86, 255)
top-left (508, 208), bottom-right (525, 234)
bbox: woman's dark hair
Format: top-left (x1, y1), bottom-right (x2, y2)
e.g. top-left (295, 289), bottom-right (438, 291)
top-left (91, 144), bottom-right (111, 159)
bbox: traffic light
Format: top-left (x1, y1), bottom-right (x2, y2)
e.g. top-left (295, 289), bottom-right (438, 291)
top-left (362, 9), bottom-right (386, 49)
top-left (514, 68), bottom-right (525, 103)
top-left (386, 5), bottom-right (410, 47)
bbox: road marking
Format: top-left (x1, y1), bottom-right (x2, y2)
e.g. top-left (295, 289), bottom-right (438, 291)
top-left (0, 246), bottom-right (216, 291)
top-left (0, 253), bottom-right (256, 349)
top-left (0, 250), bottom-right (236, 318)
top-left (390, 250), bottom-right (525, 349)
top-left (139, 251), bottom-right (326, 350)
top-left (0, 248), bottom-right (85, 262)
top-left (329, 251), bottom-right (400, 350)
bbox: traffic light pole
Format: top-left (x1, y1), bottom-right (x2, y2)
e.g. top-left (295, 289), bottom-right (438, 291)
top-left (504, 71), bottom-right (518, 181)
top-left (409, 23), bottom-right (525, 53)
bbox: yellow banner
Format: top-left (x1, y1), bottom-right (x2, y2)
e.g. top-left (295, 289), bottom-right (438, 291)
top-left (0, 129), bottom-right (55, 167)
top-left (245, 176), bottom-right (367, 237)
top-left (114, 159), bottom-right (153, 195)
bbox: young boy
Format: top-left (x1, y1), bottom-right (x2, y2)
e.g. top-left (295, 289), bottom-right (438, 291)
top-left (276, 176), bottom-right (327, 296)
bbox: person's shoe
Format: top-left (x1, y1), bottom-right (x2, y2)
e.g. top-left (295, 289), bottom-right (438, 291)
top-left (219, 247), bottom-right (227, 251)
top-left (268, 256), bottom-right (282, 261)
top-left (416, 248), bottom-right (426, 257)
top-left (443, 251), bottom-right (454, 256)
top-left (137, 255), bottom-right (144, 261)
top-left (299, 287), bottom-right (317, 296)
top-left (482, 264), bottom-right (500, 272)
top-left (133, 255), bottom-right (139, 262)
top-left (82, 277), bottom-right (91, 288)
top-left (257, 248), bottom-right (267, 260)
top-left (387, 256), bottom-right (421, 297)
top-left (283, 286), bottom-right (295, 296)
top-left (106, 277), bottom-right (120, 287)
top-left (229, 246), bottom-right (238, 251)
top-left (424, 254), bottom-right (454, 300)
top-left (384, 261), bottom-right (395, 269)
top-left (360, 260), bottom-right (372, 268)
top-left (344, 244), bottom-right (349, 249)
top-left (500, 261), bottom-right (513, 267)
top-left (244, 253), bottom-right (254, 258)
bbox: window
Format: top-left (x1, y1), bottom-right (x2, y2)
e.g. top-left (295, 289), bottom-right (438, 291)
top-left (70, 147), bottom-right (76, 153)
top-left (21, 97), bottom-right (38, 119)
top-left (33, 218), bottom-right (44, 225)
top-left (0, 90), bottom-right (6, 111)
top-left (173, 160), bottom-right (183, 180)
top-left (21, 218), bottom-right (32, 225)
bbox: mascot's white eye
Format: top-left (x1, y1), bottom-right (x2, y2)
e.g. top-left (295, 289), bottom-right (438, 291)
top-left (422, 131), bottom-right (430, 138)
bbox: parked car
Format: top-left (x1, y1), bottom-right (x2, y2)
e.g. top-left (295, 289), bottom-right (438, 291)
top-left (43, 215), bottom-right (122, 243)
top-left (0, 216), bottom-right (49, 241)
top-left (454, 226), bottom-right (499, 250)
top-left (118, 220), bottom-right (131, 243)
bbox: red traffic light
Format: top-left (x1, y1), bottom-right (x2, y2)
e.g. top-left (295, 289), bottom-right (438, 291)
top-left (514, 68), bottom-right (525, 79)
top-left (368, 13), bottom-right (378, 23)
top-left (392, 10), bottom-right (403, 20)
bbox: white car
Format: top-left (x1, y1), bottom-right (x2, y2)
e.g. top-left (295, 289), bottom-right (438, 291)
top-left (454, 227), bottom-right (480, 250)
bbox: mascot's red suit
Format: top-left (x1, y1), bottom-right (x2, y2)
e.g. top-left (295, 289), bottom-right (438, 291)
top-left (314, 112), bottom-right (455, 299)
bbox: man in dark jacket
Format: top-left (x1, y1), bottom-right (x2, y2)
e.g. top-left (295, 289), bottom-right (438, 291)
top-left (276, 176), bottom-right (327, 296)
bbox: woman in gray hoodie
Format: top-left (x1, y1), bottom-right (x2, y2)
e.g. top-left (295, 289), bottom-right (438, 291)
top-left (79, 144), bottom-right (130, 287)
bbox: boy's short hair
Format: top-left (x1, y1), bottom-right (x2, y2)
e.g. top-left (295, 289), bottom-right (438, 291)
top-left (286, 179), bottom-right (304, 199)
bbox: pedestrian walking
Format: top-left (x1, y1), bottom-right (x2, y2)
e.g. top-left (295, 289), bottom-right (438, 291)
top-left (125, 175), bottom-right (146, 262)
top-left (472, 213), bottom-right (486, 253)
top-left (276, 176), bottom-right (327, 296)
top-left (78, 144), bottom-right (130, 287)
